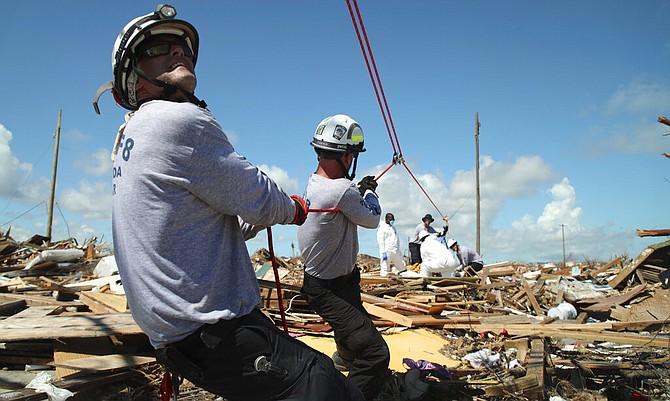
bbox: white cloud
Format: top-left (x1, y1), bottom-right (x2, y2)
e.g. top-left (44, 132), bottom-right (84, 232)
top-left (73, 148), bottom-right (112, 176)
top-left (354, 156), bottom-right (628, 263)
top-left (536, 178), bottom-right (581, 228)
top-left (58, 180), bottom-right (112, 221)
top-left (487, 178), bottom-right (627, 262)
top-left (579, 78), bottom-right (670, 157)
top-left (359, 155), bottom-right (555, 251)
top-left (581, 122), bottom-right (667, 156)
top-left (0, 124), bottom-right (32, 197)
top-left (606, 80), bottom-right (670, 114)
top-left (257, 164), bottom-right (299, 194)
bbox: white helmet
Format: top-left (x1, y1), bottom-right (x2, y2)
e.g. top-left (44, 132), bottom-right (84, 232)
top-left (93, 4), bottom-right (200, 113)
top-left (419, 230), bottom-right (431, 241)
top-left (311, 114), bottom-right (366, 154)
top-left (447, 238), bottom-right (457, 249)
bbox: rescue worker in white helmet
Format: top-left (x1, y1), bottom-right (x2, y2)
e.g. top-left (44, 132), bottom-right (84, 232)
top-left (448, 238), bottom-right (484, 275)
top-left (297, 114), bottom-right (390, 401)
top-left (96, 5), bottom-right (364, 401)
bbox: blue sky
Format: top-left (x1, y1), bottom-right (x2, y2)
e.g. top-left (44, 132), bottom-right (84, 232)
top-left (1, 1), bottom-right (669, 264)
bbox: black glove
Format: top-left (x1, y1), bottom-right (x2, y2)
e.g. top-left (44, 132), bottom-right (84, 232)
top-left (439, 224), bottom-right (449, 237)
top-left (357, 175), bottom-right (378, 196)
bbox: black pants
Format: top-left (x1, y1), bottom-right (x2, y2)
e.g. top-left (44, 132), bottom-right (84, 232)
top-left (301, 268), bottom-right (390, 401)
top-left (156, 308), bottom-right (364, 401)
top-left (470, 262), bottom-right (484, 272)
top-left (409, 242), bottom-right (422, 265)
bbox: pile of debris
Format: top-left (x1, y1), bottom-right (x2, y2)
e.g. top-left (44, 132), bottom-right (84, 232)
top-left (2, 228), bottom-right (670, 400)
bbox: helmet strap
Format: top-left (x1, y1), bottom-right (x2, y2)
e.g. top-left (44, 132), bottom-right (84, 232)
top-left (350, 153), bottom-right (359, 180)
top-left (132, 66), bottom-right (207, 109)
top-left (336, 152), bottom-right (359, 181)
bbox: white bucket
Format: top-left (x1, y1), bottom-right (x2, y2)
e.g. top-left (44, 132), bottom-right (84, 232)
top-left (547, 302), bottom-right (577, 320)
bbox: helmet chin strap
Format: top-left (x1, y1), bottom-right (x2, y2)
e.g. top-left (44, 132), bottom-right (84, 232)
top-left (132, 66), bottom-right (207, 109)
top-left (336, 153), bottom-right (359, 181)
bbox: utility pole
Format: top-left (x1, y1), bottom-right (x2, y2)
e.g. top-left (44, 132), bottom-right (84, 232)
top-left (475, 112), bottom-right (481, 254)
top-left (46, 110), bottom-right (62, 243)
top-left (561, 224), bottom-right (567, 267)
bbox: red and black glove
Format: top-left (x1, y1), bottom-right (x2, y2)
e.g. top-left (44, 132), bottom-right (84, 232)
top-left (290, 195), bottom-right (308, 225)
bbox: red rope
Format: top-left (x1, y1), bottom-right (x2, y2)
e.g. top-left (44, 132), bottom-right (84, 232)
top-left (266, 227), bottom-right (289, 334)
top-left (402, 162), bottom-right (446, 220)
top-left (351, 0), bottom-right (403, 156)
top-left (308, 208), bottom-right (341, 213)
top-left (346, 0), bottom-right (445, 221)
top-left (374, 161), bottom-right (396, 181)
top-left (345, 0), bottom-right (398, 156)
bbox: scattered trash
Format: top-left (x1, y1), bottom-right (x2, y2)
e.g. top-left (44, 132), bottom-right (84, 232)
top-left (26, 371), bottom-right (74, 401)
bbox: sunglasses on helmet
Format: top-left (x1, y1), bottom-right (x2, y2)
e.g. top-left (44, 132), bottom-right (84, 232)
top-left (137, 41), bottom-right (193, 60)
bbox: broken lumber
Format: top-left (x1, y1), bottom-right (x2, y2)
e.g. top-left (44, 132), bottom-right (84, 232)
top-left (637, 228), bottom-right (670, 237)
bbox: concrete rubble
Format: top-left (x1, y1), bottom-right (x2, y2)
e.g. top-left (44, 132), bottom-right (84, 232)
top-left (1, 228), bottom-right (670, 401)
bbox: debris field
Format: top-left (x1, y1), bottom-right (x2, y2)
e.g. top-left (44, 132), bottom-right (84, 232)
top-left (1, 230), bottom-right (670, 401)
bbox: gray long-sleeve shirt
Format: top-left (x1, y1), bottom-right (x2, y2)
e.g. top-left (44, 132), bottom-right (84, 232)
top-left (456, 245), bottom-right (483, 267)
top-left (112, 100), bottom-right (295, 348)
top-left (297, 174), bottom-right (381, 280)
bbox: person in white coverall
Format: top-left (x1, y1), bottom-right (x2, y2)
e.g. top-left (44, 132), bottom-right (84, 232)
top-left (418, 231), bottom-right (460, 277)
top-left (376, 213), bottom-right (406, 276)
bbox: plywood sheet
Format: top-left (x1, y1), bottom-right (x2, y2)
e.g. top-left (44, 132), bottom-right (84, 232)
top-left (298, 328), bottom-right (458, 371)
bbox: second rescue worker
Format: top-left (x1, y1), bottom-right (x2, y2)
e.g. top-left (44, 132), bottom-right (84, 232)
top-left (298, 114), bottom-right (391, 401)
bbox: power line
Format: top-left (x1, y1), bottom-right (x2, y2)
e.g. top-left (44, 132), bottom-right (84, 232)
top-left (0, 201), bottom-right (46, 228)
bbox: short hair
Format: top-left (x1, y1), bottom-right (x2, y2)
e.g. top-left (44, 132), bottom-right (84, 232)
top-left (315, 147), bottom-right (350, 160)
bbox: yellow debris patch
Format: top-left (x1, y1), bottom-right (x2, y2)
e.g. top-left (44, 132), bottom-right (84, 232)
top-left (297, 328), bottom-right (459, 371)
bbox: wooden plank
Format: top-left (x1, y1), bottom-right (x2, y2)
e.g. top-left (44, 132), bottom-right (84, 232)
top-left (504, 338), bottom-right (529, 364)
top-left (581, 284), bottom-right (647, 312)
top-left (54, 337), bottom-right (114, 378)
top-left (637, 228), bottom-right (670, 237)
top-left (522, 278), bottom-right (544, 317)
top-left (55, 354), bottom-right (156, 373)
top-left (0, 277), bottom-right (36, 292)
top-left (78, 292), bottom-right (120, 314)
top-left (608, 247), bottom-right (654, 289)
top-left (79, 291), bottom-right (127, 313)
top-left (591, 257), bottom-right (623, 276)
top-left (37, 276), bottom-right (79, 294)
top-left (407, 314), bottom-right (478, 326)
top-left (512, 288), bottom-right (527, 301)
top-left (0, 293), bottom-right (73, 307)
top-left (430, 277), bottom-right (481, 287)
top-left (0, 370), bottom-right (141, 401)
top-left (478, 281), bottom-right (520, 291)
top-left (442, 323), bottom-right (670, 347)
top-left (479, 265), bottom-right (490, 287)
top-left (575, 312), bottom-right (589, 324)
top-left (486, 264), bottom-right (516, 277)
top-left (0, 300), bottom-right (27, 316)
top-left (609, 289), bottom-right (670, 323)
top-left (363, 302), bottom-right (413, 327)
top-left (3, 306), bottom-right (59, 320)
top-left (0, 313), bottom-right (142, 342)
top-left (484, 338), bottom-right (544, 397)
top-left (361, 293), bottom-right (430, 314)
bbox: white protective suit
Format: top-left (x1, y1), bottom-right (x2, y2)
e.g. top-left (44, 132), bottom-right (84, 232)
top-left (376, 221), bottom-right (406, 276)
top-left (419, 235), bottom-right (460, 277)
